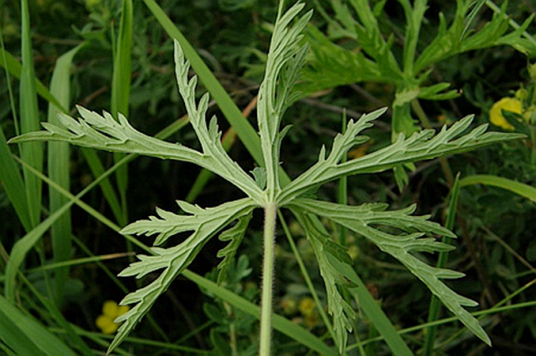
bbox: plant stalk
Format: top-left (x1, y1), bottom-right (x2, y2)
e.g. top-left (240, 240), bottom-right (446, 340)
top-left (259, 202), bottom-right (277, 355)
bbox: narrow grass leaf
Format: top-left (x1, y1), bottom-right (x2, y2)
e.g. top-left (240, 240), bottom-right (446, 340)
top-left (0, 126), bottom-right (31, 231)
top-left (459, 174), bottom-right (536, 203)
top-left (4, 153), bottom-right (146, 302)
top-left (0, 48), bottom-right (65, 110)
top-left (19, 0), bottom-right (43, 228)
top-left (0, 43), bottom-right (129, 226)
top-left (47, 44), bottom-right (84, 305)
top-left (111, 0), bottom-right (133, 225)
top-left (0, 295), bottom-right (77, 356)
top-left (5, 196), bottom-right (74, 301)
top-left (111, 0), bottom-right (133, 120)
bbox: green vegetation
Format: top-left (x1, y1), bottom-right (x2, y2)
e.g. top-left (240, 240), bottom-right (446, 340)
top-left (1, 0), bottom-right (536, 355)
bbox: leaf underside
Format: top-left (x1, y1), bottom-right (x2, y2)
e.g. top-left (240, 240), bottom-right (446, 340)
top-left (9, 1), bottom-right (527, 353)
top-left (108, 198), bottom-right (255, 353)
top-left (290, 199), bottom-right (491, 346)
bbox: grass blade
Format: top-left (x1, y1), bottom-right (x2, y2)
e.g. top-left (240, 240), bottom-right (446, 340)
top-left (111, 0), bottom-right (133, 120)
top-left (0, 125), bottom-right (32, 231)
top-left (459, 174), bottom-right (536, 202)
top-left (0, 295), bottom-right (77, 356)
top-left (0, 48), bottom-right (66, 111)
top-left (19, 0), bottom-right (43, 228)
top-left (111, 0), bottom-right (133, 225)
top-left (0, 45), bottom-right (127, 227)
top-left (47, 44), bottom-right (84, 305)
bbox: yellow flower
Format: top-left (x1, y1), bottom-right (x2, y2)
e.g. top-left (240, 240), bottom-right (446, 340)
top-left (489, 97), bottom-right (522, 130)
top-left (95, 301), bottom-right (130, 334)
top-left (298, 297), bottom-right (316, 316)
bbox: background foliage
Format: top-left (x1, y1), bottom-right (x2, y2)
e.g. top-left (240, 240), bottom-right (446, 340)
top-left (1, 0), bottom-right (536, 355)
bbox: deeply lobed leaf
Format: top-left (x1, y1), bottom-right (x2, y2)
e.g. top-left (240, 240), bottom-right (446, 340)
top-left (256, 2), bottom-right (313, 200)
top-left (216, 213), bottom-right (253, 285)
top-left (295, 212), bottom-right (355, 354)
top-left (291, 198), bottom-right (491, 346)
top-left (9, 105), bottom-right (202, 163)
top-left (109, 198), bottom-right (255, 353)
top-left (278, 115), bottom-right (524, 204)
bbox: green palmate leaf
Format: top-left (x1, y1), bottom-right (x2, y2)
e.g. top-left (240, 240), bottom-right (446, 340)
top-left (9, 105), bottom-right (200, 160)
top-left (142, 0), bottom-right (265, 167)
top-left (256, 2), bottom-right (312, 199)
top-left (173, 40), bottom-right (263, 203)
top-left (290, 198), bottom-right (491, 346)
top-left (278, 114), bottom-right (524, 204)
top-left (217, 213), bottom-right (253, 284)
top-left (295, 212), bottom-right (355, 354)
top-left (9, 71), bottom-right (263, 203)
top-left (109, 198), bottom-right (255, 353)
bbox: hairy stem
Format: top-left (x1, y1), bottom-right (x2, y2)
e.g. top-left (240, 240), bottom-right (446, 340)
top-left (260, 203), bottom-right (277, 355)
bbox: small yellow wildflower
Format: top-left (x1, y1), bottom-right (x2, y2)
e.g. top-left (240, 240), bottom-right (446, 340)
top-left (298, 297), bottom-right (316, 316)
top-left (489, 97), bottom-right (522, 130)
top-left (95, 300), bottom-right (130, 334)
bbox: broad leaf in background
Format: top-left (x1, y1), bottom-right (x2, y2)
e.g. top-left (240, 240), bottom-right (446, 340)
top-left (301, 0), bottom-right (535, 147)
